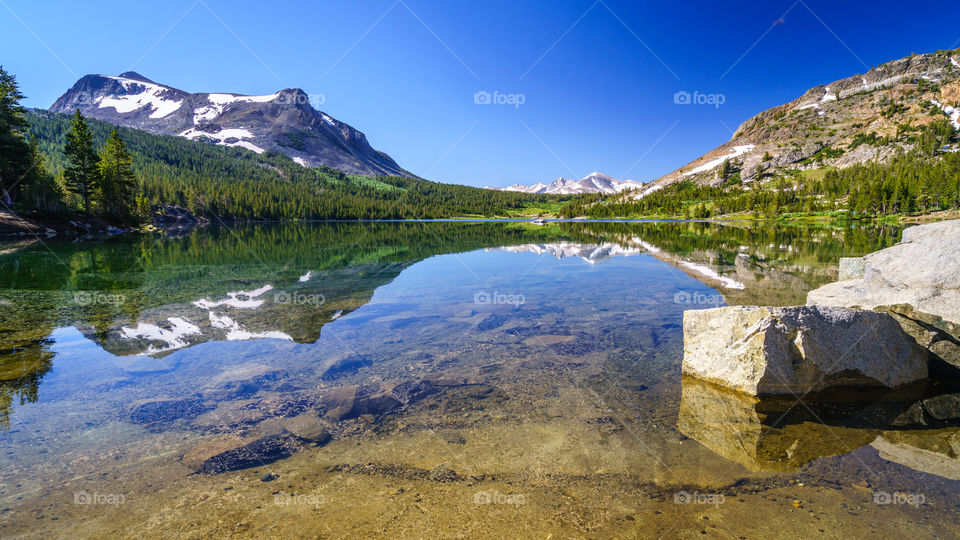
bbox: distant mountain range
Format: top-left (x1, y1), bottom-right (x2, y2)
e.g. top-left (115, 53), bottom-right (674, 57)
top-left (487, 172), bottom-right (644, 194)
top-left (49, 72), bottom-right (410, 177)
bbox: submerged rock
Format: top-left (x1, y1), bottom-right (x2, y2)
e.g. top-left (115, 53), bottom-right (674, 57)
top-left (195, 434), bottom-right (306, 474)
top-left (130, 397), bottom-right (210, 425)
top-left (922, 393), bottom-right (960, 421)
top-left (321, 380), bottom-right (436, 422)
top-left (682, 305), bottom-right (927, 395)
top-left (280, 413), bottom-right (333, 444)
top-left (807, 220), bottom-right (960, 325)
top-left (872, 429), bottom-right (960, 481)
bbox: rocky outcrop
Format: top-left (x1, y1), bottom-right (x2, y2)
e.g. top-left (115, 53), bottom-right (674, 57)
top-left (682, 305), bottom-right (928, 396)
top-left (808, 220), bottom-right (960, 379)
top-left (627, 48), bottom-right (960, 205)
top-left (807, 220), bottom-right (960, 326)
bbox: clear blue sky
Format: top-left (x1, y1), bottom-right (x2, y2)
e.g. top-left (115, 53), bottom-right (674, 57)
top-left (2, 0), bottom-right (959, 187)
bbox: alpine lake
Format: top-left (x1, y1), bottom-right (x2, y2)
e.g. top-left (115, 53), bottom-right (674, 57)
top-left (1, 219), bottom-right (958, 539)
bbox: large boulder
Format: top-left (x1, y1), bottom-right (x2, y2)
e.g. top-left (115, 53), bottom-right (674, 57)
top-left (682, 305), bottom-right (928, 395)
top-left (807, 220), bottom-right (960, 325)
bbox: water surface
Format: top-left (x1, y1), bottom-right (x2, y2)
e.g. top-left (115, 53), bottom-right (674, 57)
top-left (2, 220), bottom-right (957, 538)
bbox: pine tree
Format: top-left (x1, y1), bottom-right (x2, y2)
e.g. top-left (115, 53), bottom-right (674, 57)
top-left (718, 159), bottom-right (731, 180)
top-left (0, 66), bottom-right (33, 203)
top-left (63, 110), bottom-right (100, 214)
top-left (97, 129), bottom-right (137, 222)
top-left (20, 136), bottom-right (62, 212)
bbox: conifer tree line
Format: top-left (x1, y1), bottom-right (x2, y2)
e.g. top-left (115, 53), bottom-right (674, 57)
top-left (0, 66), bottom-right (141, 224)
top-left (560, 119), bottom-right (960, 220)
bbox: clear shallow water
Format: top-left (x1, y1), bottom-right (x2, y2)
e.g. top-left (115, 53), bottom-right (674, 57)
top-left (1, 220), bottom-right (958, 538)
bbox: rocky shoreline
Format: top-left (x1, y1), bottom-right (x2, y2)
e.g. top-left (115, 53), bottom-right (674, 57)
top-left (0, 204), bottom-right (206, 237)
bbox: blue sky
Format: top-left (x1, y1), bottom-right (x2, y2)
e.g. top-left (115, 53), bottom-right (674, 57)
top-left (3, 0), bottom-right (960, 187)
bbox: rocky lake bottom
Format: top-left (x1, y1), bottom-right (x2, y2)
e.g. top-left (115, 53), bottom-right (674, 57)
top-left (0, 220), bottom-right (957, 538)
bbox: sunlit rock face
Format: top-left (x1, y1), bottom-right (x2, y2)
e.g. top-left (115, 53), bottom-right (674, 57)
top-left (682, 305), bottom-right (928, 396)
top-left (808, 220), bottom-right (960, 326)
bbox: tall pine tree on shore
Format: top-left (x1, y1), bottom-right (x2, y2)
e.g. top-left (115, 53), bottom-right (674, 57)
top-left (0, 66), bottom-right (34, 204)
top-left (97, 129), bottom-right (137, 222)
top-left (63, 110), bottom-right (99, 214)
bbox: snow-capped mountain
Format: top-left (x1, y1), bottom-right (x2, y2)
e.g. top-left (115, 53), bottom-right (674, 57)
top-left (487, 172), bottom-right (644, 195)
top-left (49, 72), bottom-right (410, 177)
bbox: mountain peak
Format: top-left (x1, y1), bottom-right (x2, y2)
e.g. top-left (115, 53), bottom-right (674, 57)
top-left (117, 71), bottom-right (156, 84)
top-left (50, 73), bottom-right (411, 177)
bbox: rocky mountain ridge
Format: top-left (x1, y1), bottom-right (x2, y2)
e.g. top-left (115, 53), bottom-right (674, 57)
top-left (631, 47), bottom-right (960, 199)
top-left (488, 172), bottom-right (644, 194)
top-left (49, 72), bottom-right (410, 177)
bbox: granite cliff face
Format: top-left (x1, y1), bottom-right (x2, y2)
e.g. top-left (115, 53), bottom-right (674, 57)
top-left (50, 72), bottom-right (410, 177)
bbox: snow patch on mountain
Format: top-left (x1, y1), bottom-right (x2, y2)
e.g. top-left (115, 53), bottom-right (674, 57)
top-left (97, 76), bottom-right (183, 118)
top-left (228, 140), bottom-right (265, 154)
top-left (931, 99), bottom-right (960, 130)
top-left (178, 127), bottom-right (263, 152)
top-left (682, 145), bottom-right (756, 177)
